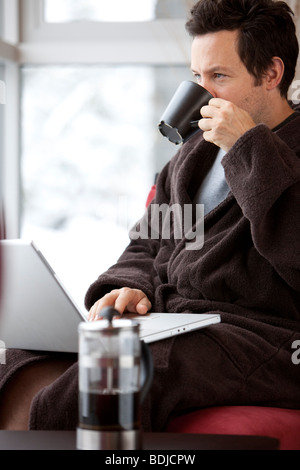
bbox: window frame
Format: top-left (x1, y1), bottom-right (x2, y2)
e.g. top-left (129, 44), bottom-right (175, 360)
top-left (19, 0), bottom-right (192, 65)
top-left (0, 0), bottom-right (20, 238)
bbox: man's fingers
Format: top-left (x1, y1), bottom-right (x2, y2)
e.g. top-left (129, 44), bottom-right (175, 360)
top-left (136, 298), bottom-right (152, 315)
top-left (114, 287), bottom-right (136, 314)
top-left (200, 104), bottom-right (215, 119)
top-left (88, 288), bottom-right (152, 321)
top-left (87, 290), bottom-right (120, 321)
top-left (114, 288), bottom-right (151, 315)
top-left (198, 117), bottom-right (213, 132)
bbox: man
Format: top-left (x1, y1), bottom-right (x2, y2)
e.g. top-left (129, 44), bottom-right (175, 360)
top-left (88, 0), bottom-right (299, 318)
top-left (1, 0), bottom-right (300, 431)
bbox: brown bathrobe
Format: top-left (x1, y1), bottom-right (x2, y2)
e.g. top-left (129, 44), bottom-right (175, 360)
top-left (1, 112), bottom-right (300, 431)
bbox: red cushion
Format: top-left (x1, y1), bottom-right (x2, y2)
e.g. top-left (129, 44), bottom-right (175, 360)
top-left (145, 184), bottom-right (156, 208)
top-left (167, 406), bottom-right (300, 450)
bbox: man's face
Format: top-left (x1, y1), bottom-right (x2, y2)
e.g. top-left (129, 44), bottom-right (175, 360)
top-left (191, 29), bottom-right (268, 124)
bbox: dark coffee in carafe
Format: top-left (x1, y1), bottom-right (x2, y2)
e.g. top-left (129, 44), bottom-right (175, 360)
top-left (77, 310), bottom-right (153, 450)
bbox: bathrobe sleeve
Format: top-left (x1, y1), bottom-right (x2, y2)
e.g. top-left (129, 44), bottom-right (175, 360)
top-left (222, 122), bottom-right (300, 292)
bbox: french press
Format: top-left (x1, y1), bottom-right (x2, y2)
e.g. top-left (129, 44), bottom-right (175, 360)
top-left (76, 307), bottom-right (153, 450)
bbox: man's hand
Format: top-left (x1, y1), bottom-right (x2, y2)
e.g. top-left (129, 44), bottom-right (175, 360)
top-left (199, 98), bottom-right (256, 152)
top-left (88, 287), bottom-right (152, 321)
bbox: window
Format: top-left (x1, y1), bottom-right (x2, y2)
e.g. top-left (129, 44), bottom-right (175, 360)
top-left (7, 0), bottom-right (194, 309)
top-left (43, 0), bottom-right (193, 22)
top-left (20, 64), bottom-right (191, 307)
top-left (44, 0), bottom-right (156, 22)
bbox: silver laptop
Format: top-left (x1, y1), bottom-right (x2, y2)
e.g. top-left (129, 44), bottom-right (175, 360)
top-left (0, 240), bottom-right (220, 352)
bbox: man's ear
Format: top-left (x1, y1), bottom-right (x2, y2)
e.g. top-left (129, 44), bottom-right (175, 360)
top-left (264, 56), bottom-right (285, 91)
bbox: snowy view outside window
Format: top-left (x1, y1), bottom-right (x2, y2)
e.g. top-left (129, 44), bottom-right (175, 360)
top-left (20, 0), bottom-right (193, 311)
top-left (43, 0), bottom-right (194, 22)
top-left (21, 65), bottom-right (190, 311)
top-left (44, 0), bottom-right (156, 22)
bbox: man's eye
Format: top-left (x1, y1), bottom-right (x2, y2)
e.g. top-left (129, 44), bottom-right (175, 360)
top-left (193, 74), bottom-right (201, 83)
top-left (214, 73), bottom-right (226, 79)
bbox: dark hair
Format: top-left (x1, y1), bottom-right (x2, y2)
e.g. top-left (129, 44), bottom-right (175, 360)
top-left (185, 0), bottom-right (299, 97)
